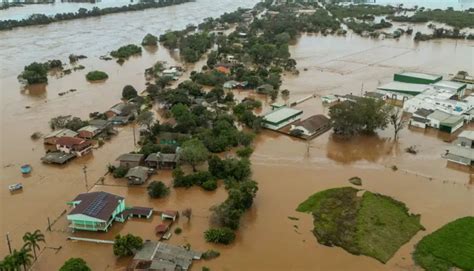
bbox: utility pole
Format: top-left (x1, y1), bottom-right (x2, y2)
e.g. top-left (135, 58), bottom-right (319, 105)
top-left (132, 123), bottom-right (137, 146)
top-left (6, 232), bottom-right (12, 254)
top-left (82, 165), bottom-right (89, 192)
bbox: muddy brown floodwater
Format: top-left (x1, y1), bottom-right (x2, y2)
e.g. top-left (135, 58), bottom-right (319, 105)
top-left (1, 1), bottom-right (474, 270)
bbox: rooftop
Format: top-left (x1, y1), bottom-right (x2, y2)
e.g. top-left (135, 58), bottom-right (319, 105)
top-left (428, 110), bottom-right (451, 122)
top-left (414, 108), bottom-right (434, 118)
top-left (133, 241), bottom-right (201, 270)
top-left (44, 128), bottom-right (78, 139)
top-left (432, 80), bottom-right (467, 91)
top-left (56, 136), bottom-right (89, 147)
top-left (263, 107), bottom-right (303, 124)
top-left (447, 146), bottom-right (474, 160)
top-left (293, 115), bottom-right (330, 133)
top-left (396, 71), bottom-right (442, 81)
top-left (78, 125), bottom-right (100, 133)
top-left (377, 82), bottom-right (431, 94)
top-left (116, 153), bottom-right (145, 162)
top-left (125, 166), bottom-right (149, 181)
top-left (69, 192), bottom-right (123, 221)
top-left (41, 152), bottom-right (76, 164)
top-left (458, 130), bottom-right (474, 141)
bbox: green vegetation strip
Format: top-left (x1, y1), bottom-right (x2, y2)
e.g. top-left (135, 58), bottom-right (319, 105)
top-left (413, 217), bottom-right (474, 271)
top-left (297, 187), bottom-right (424, 263)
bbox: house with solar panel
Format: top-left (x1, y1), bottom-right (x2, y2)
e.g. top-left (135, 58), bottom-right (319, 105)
top-left (66, 191), bottom-right (126, 232)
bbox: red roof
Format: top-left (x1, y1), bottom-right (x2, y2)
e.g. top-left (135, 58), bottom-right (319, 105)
top-left (215, 66), bottom-right (230, 74)
top-left (155, 223), bottom-right (169, 234)
top-left (56, 136), bottom-right (86, 147)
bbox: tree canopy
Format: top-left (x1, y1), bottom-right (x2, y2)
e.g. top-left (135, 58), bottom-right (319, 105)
top-left (59, 258), bottom-right (91, 271)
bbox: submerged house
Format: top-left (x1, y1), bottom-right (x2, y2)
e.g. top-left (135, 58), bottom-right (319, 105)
top-left (145, 150), bottom-right (180, 169)
top-left (262, 107), bottom-right (303, 130)
top-left (444, 130), bottom-right (474, 166)
top-left (56, 137), bottom-right (93, 157)
top-left (116, 153), bottom-right (145, 168)
top-left (129, 241), bottom-right (202, 271)
top-left (67, 192), bottom-right (126, 232)
top-left (409, 108), bottom-right (434, 129)
top-left (289, 115), bottom-right (331, 138)
top-left (105, 103), bottom-right (137, 123)
top-left (77, 125), bottom-right (101, 139)
top-left (44, 128), bottom-right (78, 145)
top-left (125, 166), bottom-right (150, 185)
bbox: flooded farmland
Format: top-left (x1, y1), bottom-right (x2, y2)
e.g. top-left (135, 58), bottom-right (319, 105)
top-left (1, 0), bottom-right (474, 270)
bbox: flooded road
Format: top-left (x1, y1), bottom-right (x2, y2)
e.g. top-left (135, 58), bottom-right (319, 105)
top-left (1, 1), bottom-right (474, 270)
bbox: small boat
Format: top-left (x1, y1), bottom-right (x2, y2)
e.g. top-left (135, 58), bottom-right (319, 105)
top-left (20, 164), bottom-right (32, 174)
top-left (9, 183), bottom-right (23, 192)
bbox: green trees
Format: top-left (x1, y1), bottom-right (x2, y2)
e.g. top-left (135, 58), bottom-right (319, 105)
top-left (173, 169), bottom-right (217, 191)
top-left (147, 181), bottom-right (170, 198)
top-left (113, 234), bottom-right (143, 257)
top-left (179, 32), bottom-right (214, 62)
top-left (137, 110), bottom-right (154, 131)
top-left (13, 248), bottom-right (33, 271)
top-left (180, 138), bottom-right (209, 172)
top-left (49, 115), bottom-right (88, 131)
top-left (122, 85), bottom-right (138, 100)
top-left (22, 230), bottom-right (45, 260)
top-left (18, 62), bottom-right (48, 84)
top-left (59, 258), bottom-right (91, 271)
top-left (142, 33), bottom-right (158, 46)
top-left (110, 44), bottom-right (142, 59)
top-left (112, 166), bottom-right (128, 178)
top-left (329, 98), bottom-right (390, 138)
top-left (204, 228), bottom-right (236, 245)
top-left (86, 70), bottom-right (108, 81)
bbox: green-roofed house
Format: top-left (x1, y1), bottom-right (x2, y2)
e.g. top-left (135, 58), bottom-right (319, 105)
top-left (263, 107), bottom-right (303, 130)
top-left (66, 191), bottom-right (126, 232)
top-left (394, 71), bottom-right (442, 84)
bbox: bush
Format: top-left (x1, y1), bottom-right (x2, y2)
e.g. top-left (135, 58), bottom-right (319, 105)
top-left (19, 62), bottom-right (48, 84)
top-left (122, 85), bottom-right (138, 100)
top-left (113, 166), bottom-right (128, 178)
top-left (86, 70), bottom-right (108, 81)
top-left (202, 179), bottom-right (218, 191)
top-left (110, 44), bottom-right (142, 59)
top-left (174, 227), bottom-right (182, 234)
top-left (113, 234), bottom-right (143, 257)
top-left (202, 249), bottom-right (220, 260)
top-left (147, 181), bottom-right (170, 198)
top-left (142, 33), bottom-right (158, 46)
top-left (173, 171), bottom-right (216, 190)
top-left (236, 146), bottom-right (253, 158)
top-left (204, 227), bottom-right (236, 245)
top-left (59, 258), bottom-right (91, 271)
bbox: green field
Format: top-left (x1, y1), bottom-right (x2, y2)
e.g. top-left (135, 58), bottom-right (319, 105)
top-left (413, 217), bottom-right (474, 271)
top-left (297, 187), bottom-right (424, 263)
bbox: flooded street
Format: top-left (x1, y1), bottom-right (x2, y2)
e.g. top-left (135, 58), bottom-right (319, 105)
top-left (1, 0), bottom-right (474, 270)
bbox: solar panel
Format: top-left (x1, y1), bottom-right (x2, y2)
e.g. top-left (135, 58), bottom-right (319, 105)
top-left (83, 193), bottom-right (108, 217)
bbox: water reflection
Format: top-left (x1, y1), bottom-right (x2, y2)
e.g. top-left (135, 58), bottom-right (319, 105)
top-left (326, 133), bottom-right (396, 164)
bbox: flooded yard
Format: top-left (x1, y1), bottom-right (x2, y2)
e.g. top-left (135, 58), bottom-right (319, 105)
top-left (1, 1), bottom-right (473, 270)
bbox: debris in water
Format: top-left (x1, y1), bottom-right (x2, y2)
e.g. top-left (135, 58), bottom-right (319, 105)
top-left (30, 132), bottom-right (42, 140)
top-left (288, 216), bottom-right (299, 221)
top-left (391, 165), bottom-right (398, 171)
top-left (349, 176), bottom-right (362, 186)
top-left (405, 145), bottom-right (418, 155)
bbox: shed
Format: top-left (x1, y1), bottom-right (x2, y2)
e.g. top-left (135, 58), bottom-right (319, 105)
top-left (394, 72), bottom-right (442, 84)
top-left (263, 107), bottom-right (303, 130)
top-left (161, 210), bottom-right (179, 221)
top-left (444, 146), bottom-right (474, 166)
top-left (116, 153), bottom-right (145, 168)
top-left (455, 130), bottom-right (474, 148)
top-left (155, 223), bottom-right (169, 234)
top-left (125, 166), bottom-right (150, 185)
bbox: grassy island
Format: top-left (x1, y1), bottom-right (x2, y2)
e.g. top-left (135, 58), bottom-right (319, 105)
top-left (86, 70), bottom-right (108, 81)
top-left (413, 217), bottom-right (474, 271)
top-left (297, 187), bottom-right (424, 263)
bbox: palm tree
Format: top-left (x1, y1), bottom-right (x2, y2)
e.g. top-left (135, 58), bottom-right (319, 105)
top-left (16, 248), bottom-right (33, 271)
top-left (2, 252), bottom-right (21, 271)
top-left (22, 230), bottom-right (45, 260)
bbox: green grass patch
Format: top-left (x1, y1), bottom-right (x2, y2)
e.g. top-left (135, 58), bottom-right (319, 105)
top-left (413, 217), bottom-right (474, 271)
top-left (297, 187), bottom-right (424, 263)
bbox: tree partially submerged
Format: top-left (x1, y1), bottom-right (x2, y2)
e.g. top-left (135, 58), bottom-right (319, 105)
top-left (113, 234), bottom-right (143, 257)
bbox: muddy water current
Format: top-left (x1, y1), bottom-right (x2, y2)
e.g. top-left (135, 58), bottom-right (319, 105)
top-left (1, 1), bottom-right (473, 270)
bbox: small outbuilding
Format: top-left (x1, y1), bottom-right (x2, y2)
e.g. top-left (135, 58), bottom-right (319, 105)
top-left (41, 152), bottom-right (76, 165)
top-left (116, 153), bottom-right (145, 168)
top-left (161, 210), bottom-right (179, 221)
top-left (125, 166), bottom-right (150, 185)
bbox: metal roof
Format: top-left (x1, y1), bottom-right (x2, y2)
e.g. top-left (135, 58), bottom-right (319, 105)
top-left (69, 192), bottom-right (123, 221)
top-left (44, 128), bottom-right (78, 139)
top-left (433, 80), bottom-right (466, 91)
top-left (378, 82), bottom-right (431, 94)
top-left (116, 153), bottom-right (144, 162)
top-left (396, 72), bottom-right (442, 81)
top-left (263, 107), bottom-right (303, 124)
top-left (458, 130), bottom-right (474, 141)
top-left (427, 110), bottom-right (451, 121)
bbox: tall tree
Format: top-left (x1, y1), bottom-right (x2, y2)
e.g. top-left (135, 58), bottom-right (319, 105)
top-left (22, 230), bottom-right (45, 260)
top-left (389, 106), bottom-right (407, 141)
top-left (180, 138), bottom-right (209, 172)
